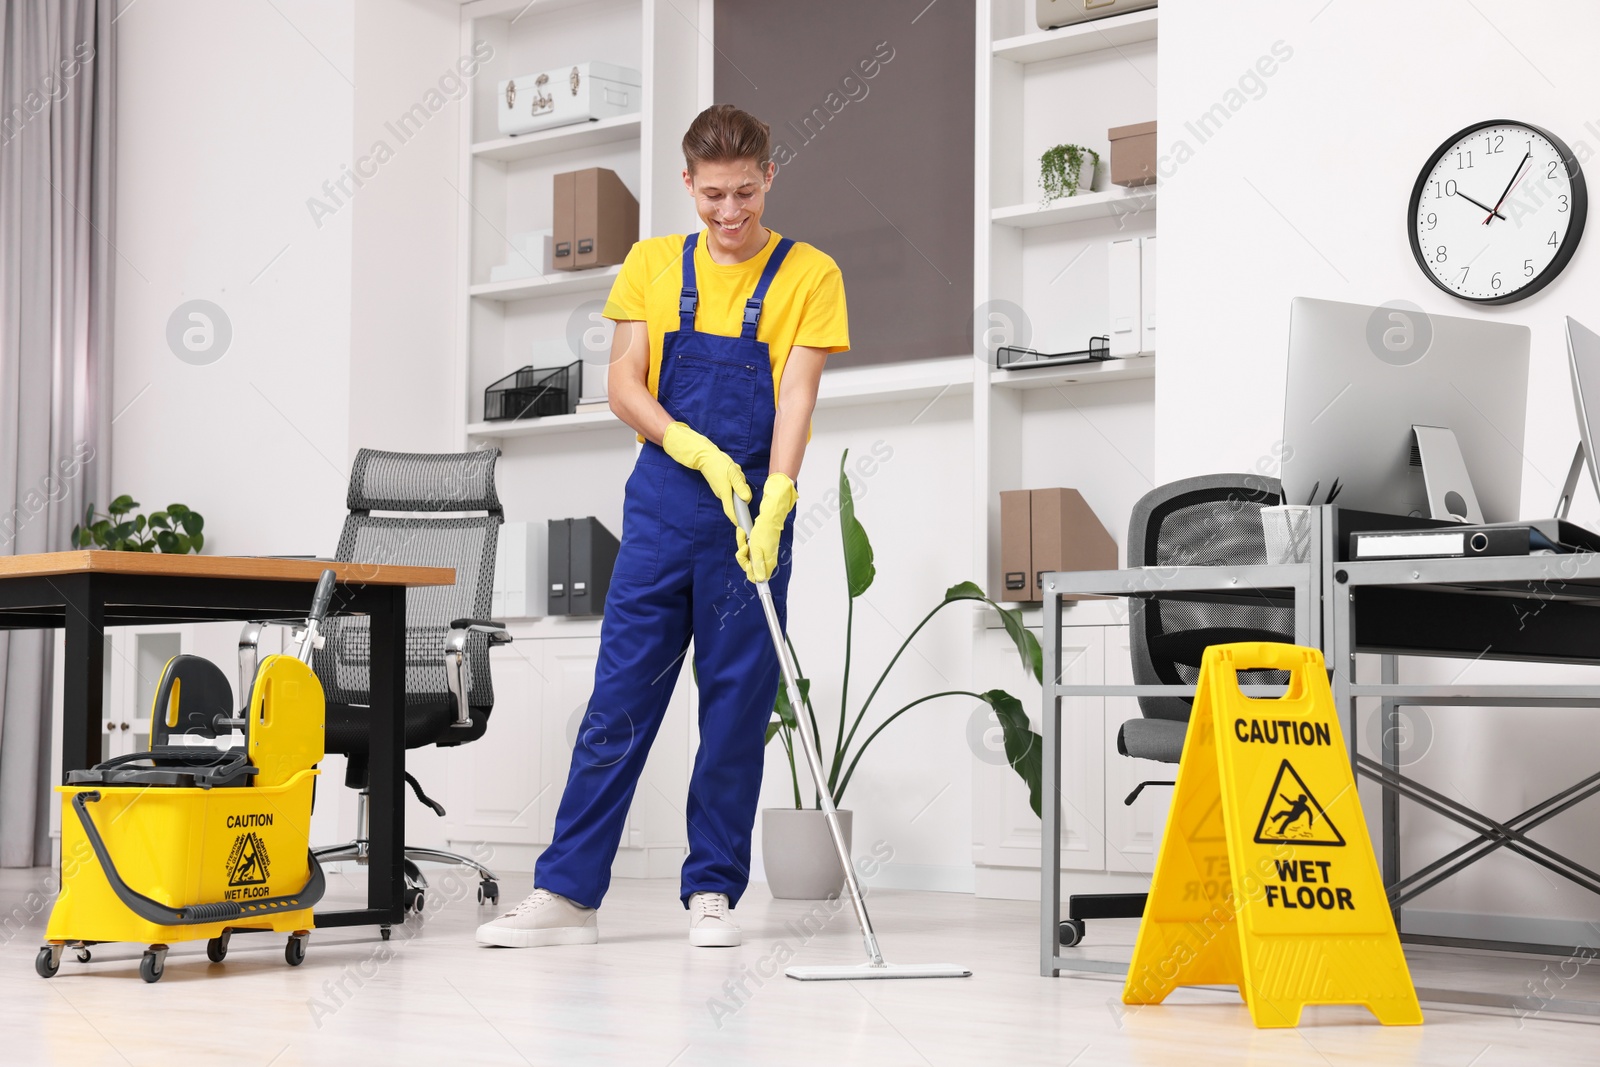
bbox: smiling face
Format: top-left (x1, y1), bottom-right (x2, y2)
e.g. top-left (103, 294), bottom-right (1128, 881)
top-left (683, 157), bottom-right (775, 263)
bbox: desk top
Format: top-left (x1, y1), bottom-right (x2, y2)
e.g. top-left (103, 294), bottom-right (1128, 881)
top-left (0, 551), bottom-right (455, 587)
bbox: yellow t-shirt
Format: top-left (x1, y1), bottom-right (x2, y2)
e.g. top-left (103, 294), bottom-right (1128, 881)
top-left (602, 228), bottom-right (850, 404)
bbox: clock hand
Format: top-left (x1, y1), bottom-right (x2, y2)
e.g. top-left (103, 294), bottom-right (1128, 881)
top-left (1484, 151), bottom-right (1530, 224)
top-left (1452, 188), bottom-right (1506, 221)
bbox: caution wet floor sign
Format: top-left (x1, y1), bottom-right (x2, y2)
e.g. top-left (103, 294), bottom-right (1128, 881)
top-left (1121, 642), bottom-right (1422, 1028)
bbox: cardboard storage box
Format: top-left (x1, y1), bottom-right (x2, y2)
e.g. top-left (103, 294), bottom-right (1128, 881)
top-left (996, 488), bottom-right (1117, 603)
top-left (1109, 120), bottom-right (1157, 187)
top-left (553, 167), bottom-right (639, 271)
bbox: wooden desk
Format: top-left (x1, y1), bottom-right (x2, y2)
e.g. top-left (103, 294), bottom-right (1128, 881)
top-left (0, 551), bottom-right (455, 932)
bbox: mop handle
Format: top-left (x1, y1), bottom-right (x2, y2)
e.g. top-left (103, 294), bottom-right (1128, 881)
top-left (734, 497), bottom-right (885, 966)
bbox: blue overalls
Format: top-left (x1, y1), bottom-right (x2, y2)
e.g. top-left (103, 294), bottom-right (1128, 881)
top-left (536, 232), bottom-right (798, 910)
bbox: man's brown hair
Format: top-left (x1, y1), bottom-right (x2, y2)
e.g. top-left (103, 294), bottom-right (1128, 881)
top-left (682, 103), bottom-right (770, 175)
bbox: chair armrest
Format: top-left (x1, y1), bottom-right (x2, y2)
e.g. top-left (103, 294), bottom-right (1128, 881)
top-left (444, 620), bottom-right (512, 729)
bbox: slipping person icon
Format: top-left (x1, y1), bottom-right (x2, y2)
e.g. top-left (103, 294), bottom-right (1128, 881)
top-left (1271, 793), bottom-right (1314, 836)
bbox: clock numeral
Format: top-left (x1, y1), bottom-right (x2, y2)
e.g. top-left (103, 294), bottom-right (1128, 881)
top-left (1550, 231), bottom-right (1559, 247)
top-left (1491, 272), bottom-right (1503, 290)
top-left (1559, 194), bottom-right (1569, 212)
top-left (1456, 151), bottom-right (1474, 170)
top-left (1430, 180), bottom-right (1460, 199)
top-left (1435, 245), bottom-right (1448, 264)
top-left (1524, 259), bottom-right (1535, 277)
top-left (1457, 266), bottom-right (1469, 284)
top-left (1485, 133), bottom-right (1504, 154)
top-left (1549, 159), bottom-right (1560, 180)
top-left (1424, 212), bottom-right (1438, 230)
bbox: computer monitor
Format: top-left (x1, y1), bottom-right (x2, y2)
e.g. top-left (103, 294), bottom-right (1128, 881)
top-left (1557, 316), bottom-right (1600, 518)
top-left (1280, 297), bottom-right (1531, 523)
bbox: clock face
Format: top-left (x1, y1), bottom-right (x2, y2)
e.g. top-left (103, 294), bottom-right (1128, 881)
top-left (1409, 120), bottom-right (1587, 304)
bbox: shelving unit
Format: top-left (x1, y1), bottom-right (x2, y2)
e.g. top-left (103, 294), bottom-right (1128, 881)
top-left (991, 187), bottom-right (1156, 228)
top-left (471, 113), bottom-right (642, 163)
top-left (989, 354), bottom-right (1154, 390)
top-left (971, 2), bottom-right (1160, 901)
top-left (465, 409), bottom-right (627, 440)
top-left (991, 7), bottom-right (1159, 64)
top-left (468, 265), bottom-right (621, 301)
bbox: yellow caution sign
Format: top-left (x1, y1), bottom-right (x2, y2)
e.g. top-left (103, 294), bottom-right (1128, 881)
top-left (1122, 642), bottom-right (1422, 1028)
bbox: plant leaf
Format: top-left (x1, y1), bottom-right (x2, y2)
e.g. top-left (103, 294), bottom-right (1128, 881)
top-left (981, 689), bottom-right (1043, 818)
top-left (773, 676), bottom-right (807, 731)
top-left (167, 503), bottom-right (189, 516)
top-left (765, 720), bottom-right (784, 745)
top-left (155, 530), bottom-right (180, 554)
top-left (838, 450), bottom-right (875, 598)
top-left (179, 512), bottom-right (204, 536)
top-left (148, 511), bottom-right (170, 530)
top-left (941, 582), bottom-right (1043, 683)
top-left (108, 494), bottom-right (135, 515)
top-left (191, 531), bottom-right (205, 552)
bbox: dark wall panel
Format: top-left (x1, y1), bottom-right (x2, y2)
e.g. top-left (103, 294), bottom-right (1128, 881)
top-left (713, 1), bottom-right (974, 367)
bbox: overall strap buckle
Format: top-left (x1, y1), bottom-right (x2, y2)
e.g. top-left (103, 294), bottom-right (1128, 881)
top-left (742, 298), bottom-right (763, 330)
top-left (679, 288), bottom-right (698, 327)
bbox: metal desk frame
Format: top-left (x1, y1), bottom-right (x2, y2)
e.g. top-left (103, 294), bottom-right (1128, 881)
top-left (1038, 514), bottom-right (1600, 983)
top-left (1038, 555), bottom-right (1320, 978)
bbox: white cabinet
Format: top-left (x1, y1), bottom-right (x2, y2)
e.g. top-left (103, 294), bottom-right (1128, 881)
top-left (972, 611), bottom-right (1166, 898)
top-left (439, 625), bottom-right (694, 876)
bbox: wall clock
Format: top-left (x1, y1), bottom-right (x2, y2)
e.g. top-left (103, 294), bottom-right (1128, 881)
top-left (1408, 120), bottom-right (1586, 304)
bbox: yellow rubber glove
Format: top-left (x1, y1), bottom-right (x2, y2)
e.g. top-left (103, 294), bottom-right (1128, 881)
top-left (661, 421), bottom-right (751, 526)
top-left (737, 473), bottom-right (797, 584)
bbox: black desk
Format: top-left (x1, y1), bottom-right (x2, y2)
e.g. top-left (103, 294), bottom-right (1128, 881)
top-left (0, 551), bottom-right (455, 932)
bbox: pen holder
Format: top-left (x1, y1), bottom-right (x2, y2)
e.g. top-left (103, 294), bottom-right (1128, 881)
top-left (1261, 505), bottom-right (1316, 565)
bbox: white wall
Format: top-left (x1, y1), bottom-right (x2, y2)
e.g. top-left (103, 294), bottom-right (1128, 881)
top-left (113, 0), bottom-right (463, 851)
top-left (1159, 0), bottom-right (1600, 935)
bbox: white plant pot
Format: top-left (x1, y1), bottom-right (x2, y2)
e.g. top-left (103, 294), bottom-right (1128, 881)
top-left (761, 808), bottom-right (852, 900)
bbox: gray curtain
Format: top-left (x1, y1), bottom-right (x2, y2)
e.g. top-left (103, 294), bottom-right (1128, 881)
top-left (0, 0), bottom-right (115, 867)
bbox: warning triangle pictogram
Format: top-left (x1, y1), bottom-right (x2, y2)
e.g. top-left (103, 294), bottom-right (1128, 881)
top-left (1252, 759), bottom-right (1345, 847)
top-left (228, 833), bottom-right (269, 886)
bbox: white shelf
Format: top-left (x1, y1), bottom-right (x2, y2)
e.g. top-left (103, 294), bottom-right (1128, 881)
top-left (469, 265), bottom-right (621, 301)
top-left (471, 114), bottom-right (642, 163)
top-left (816, 356), bottom-right (974, 408)
top-left (992, 9), bottom-right (1158, 64)
top-left (992, 187), bottom-right (1156, 229)
top-left (466, 409), bottom-right (628, 440)
top-left (989, 354), bottom-right (1155, 389)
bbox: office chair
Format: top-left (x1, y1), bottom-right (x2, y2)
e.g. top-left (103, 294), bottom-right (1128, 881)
top-left (1058, 473), bottom-right (1295, 947)
top-left (239, 448), bottom-right (512, 917)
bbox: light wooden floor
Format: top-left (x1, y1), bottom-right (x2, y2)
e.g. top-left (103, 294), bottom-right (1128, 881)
top-left (3, 866), bottom-right (1599, 1066)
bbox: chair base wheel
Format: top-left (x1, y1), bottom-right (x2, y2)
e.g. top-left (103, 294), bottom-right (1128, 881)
top-left (1058, 920), bottom-right (1086, 947)
top-left (478, 879), bottom-right (499, 906)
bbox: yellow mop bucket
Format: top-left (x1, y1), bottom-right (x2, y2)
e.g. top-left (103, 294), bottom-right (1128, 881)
top-left (37, 573), bottom-right (334, 984)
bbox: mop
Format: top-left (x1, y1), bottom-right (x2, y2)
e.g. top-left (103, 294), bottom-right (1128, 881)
top-left (735, 497), bottom-right (971, 981)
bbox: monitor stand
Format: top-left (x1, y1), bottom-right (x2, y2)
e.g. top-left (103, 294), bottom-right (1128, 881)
top-left (1411, 425), bottom-right (1484, 523)
top-left (1555, 441), bottom-right (1589, 520)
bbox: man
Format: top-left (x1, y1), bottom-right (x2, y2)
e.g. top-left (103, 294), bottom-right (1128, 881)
top-left (477, 104), bottom-right (848, 949)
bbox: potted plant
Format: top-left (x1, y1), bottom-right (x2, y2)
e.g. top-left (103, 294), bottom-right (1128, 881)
top-left (72, 496), bottom-right (206, 553)
top-left (761, 452), bottom-right (1044, 899)
top-left (1039, 143), bottom-right (1101, 204)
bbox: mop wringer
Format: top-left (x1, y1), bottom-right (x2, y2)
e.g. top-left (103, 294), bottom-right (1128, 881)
top-left (36, 571), bottom-right (335, 983)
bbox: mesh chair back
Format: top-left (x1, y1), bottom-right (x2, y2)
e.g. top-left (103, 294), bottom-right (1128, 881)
top-left (1128, 473), bottom-right (1294, 722)
top-left (314, 449), bottom-right (502, 711)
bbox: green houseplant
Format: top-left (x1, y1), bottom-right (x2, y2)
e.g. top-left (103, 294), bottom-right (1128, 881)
top-left (72, 496), bottom-right (206, 553)
top-left (761, 452), bottom-right (1044, 897)
top-left (1039, 143), bottom-right (1100, 204)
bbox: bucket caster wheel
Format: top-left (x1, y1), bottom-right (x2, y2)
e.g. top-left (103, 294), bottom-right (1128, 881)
top-left (74, 945), bottom-right (92, 964)
top-left (404, 886), bottom-right (425, 914)
top-left (207, 931), bottom-right (232, 963)
top-left (35, 945), bottom-right (61, 979)
top-left (1057, 920), bottom-right (1086, 948)
top-left (380, 925), bottom-right (392, 941)
top-left (477, 879), bottom-right (499, 906)
top-left (140, 945), bottom-right (168, 984)
top-left (286, 932), bottom-right (309, 967)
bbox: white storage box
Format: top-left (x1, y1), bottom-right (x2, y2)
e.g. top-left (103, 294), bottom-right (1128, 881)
top-left (497, 62), bottom-right (641, 137)
top-left (1037, 0), bottom-right (1157, 32)
top-left (490, 230), bottom-right (554, 283)
top-left (491, 521), bottom-right (548, 619)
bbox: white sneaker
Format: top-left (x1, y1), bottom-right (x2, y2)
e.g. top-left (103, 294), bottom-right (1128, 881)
top-left (688, 891), bottom-right (741, 947)
top-left (475, 888), bottom-right (598, 948)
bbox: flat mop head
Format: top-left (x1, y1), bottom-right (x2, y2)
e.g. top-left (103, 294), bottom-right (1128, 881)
top-left (786, 962), bottom-right (972, 981)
